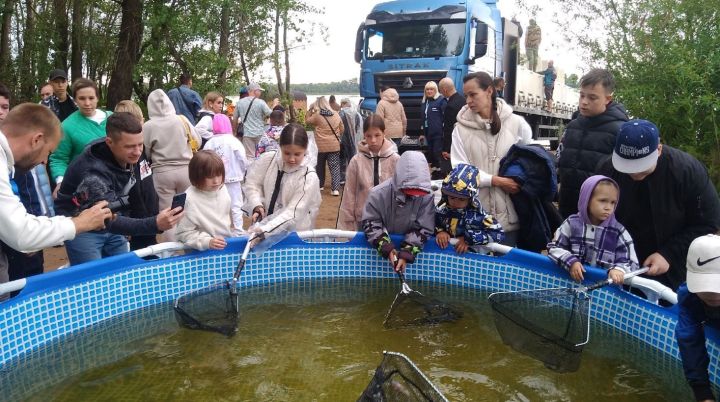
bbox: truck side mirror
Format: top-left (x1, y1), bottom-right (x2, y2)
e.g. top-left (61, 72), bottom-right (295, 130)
top-left (354, 23), bottom-right (365, 63)
top-left (474, 21), bottom-right (488, 59)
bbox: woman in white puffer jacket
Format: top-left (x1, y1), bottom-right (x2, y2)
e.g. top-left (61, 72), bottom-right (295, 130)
top-left (450, 72), bottom-right (532, 246)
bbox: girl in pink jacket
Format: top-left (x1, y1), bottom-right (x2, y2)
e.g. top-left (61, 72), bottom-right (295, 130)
top-left (337, 114), bottom-right (400, 231)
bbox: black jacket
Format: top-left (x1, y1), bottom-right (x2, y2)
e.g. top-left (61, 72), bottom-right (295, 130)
top-left (499, 144), bottom-right (562, 252)
top-left (598, 146), bottom-right (720, 289)
top-left (557, 102), bottom-right (628, 218)
top-left (442, 92), bottom-right (465, 153)
top-left (55, 139), bottom-right (160, 236)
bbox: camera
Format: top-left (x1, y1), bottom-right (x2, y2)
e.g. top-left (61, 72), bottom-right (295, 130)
top-left (72, 176), bottom-right (132, 215)
top-left (107, 196), bottom-right (131, 214)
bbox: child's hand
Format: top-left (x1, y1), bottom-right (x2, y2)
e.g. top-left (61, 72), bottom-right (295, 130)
top-left (436, 231), bottom-right (450, 249)
top-left (570, 261), bottom-right (585, 282)
top-left (252, 206), bottom-right (266, 223)
top-left (388, 250), bottom-right (406, 273)
top-left (209, 237), bottom-right (227, 250)
top-left (608, 268), bottom-right (625, 285)
top-left (454, 237), bottom-right (469, 254)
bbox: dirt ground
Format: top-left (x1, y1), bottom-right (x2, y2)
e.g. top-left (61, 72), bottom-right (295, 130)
top-left (43, 187), bottom-right (344, 272)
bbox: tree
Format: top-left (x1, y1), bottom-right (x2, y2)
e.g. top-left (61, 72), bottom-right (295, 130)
top-left (106, 0), bottom-right (143, 110)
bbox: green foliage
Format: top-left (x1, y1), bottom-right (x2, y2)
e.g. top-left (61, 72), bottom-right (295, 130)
top-left (292, 78), bottom-right (359, 95)
top-left (565, 73), bottom-right (578, 88)
top-left (516, 0), bottom-right (720, 190)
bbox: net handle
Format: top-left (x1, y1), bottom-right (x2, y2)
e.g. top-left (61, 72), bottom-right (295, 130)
top-left (228, 236), bottom-right (256, 295)
top-left (584, 267), bottom-right (649, 292)
top-left (396, 271), bottom-right (413, 294)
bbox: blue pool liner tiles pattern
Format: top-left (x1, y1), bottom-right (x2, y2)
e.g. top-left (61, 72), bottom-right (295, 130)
top-left (1, 233), bottom-right (719, 390)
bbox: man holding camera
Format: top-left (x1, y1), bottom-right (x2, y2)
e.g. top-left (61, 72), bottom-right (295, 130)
top-left (0, 104), bottom-right (110, 295)
top-left (54, 112), bottom-right (184, 265)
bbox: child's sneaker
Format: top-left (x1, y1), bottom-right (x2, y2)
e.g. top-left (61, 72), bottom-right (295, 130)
top-left (331, 190), bottom-right (340, 196)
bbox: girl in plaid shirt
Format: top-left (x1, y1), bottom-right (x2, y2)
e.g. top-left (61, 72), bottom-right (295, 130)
top-left (548, 175), bottom-right (639, 283)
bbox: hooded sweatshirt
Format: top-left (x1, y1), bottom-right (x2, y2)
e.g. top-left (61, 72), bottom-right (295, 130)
top-left (242, 149), bottom-right (321, 234)
top-left (362, 151), bottom-right (434, 263)
top-left (337, 137), bottom-right (400, 231)
top-left (143, 89), bottom-right (201, 173)
top-left (450, 98), bottom-right (529, 232)
top-left (547, 175), bottom-right (639, 273)
top-left (175, 184), bottom-right (233, 250)
top-left (375, 88), bottom-right (407, 139)
top-left (306, 108), bottom-right (344, 153)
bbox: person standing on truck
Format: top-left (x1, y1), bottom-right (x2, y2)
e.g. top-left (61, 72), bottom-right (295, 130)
top-left (542, 61), bottom-right (557, 112)
top-left (439, 78), bottom-right (464, 177)
top-left (375, 87), bottom-right (407, 143)
top-left (450, 72), bottom-right (532, 247)
top-left (556, 68), bottom-right (628, 219)
top-left (525, 19), bottom-right (542, 72)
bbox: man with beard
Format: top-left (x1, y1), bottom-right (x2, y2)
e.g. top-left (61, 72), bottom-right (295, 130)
top-left (0, 103), bottom-right (111, 296)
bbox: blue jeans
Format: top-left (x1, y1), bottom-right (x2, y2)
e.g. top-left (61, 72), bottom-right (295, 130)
top-left (65, 232), bottom-right (129, 265)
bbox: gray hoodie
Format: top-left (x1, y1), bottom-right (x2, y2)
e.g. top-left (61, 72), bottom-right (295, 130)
top-left (143, 89), bottom-right (201, 172)
top-left (362, 151), bottom-right (434, 263)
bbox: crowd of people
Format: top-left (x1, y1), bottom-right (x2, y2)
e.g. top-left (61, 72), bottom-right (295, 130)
top-left (0, 66), bottom-right (719, 400)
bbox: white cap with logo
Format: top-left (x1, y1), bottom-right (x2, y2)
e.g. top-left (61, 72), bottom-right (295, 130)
top-left (686, 234), bottom-right (720, 293)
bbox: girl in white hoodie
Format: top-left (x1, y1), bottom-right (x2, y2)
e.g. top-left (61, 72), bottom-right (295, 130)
top-left (243, 123), bottom-right (322, 240)
top-left (176, 150), bottom-right (233, 251)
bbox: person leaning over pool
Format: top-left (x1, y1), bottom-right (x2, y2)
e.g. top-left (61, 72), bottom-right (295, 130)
top-left (362, 151), bottom-right (435, 274)
top-left (597, 119), bottom-right (720, 290)
top-left (675, 234), bottom-right (720, 402)
top-left (0, 104), bottom-right (111, 294)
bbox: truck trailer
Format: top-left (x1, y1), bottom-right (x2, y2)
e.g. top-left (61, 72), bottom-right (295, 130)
top-left (354, 0), bottom-right (579, 148)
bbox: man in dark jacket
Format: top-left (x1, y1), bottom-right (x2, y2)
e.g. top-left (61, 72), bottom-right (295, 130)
top-left (557, 68), bottom-right (628, 218)
top-left (439, 77), bottom-right (465, 176)
top-left (55, 113), bottom-right (184, 265)
top-left (40, 69), bottom-right (78, 122)
top-left (598, 120), bottom-right (720, 290)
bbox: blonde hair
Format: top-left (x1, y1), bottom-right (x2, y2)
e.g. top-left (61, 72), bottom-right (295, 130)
top-left (313, 96), bottom-right (332, 112)
top-left (203, 91), bottom-right (224, 110)
top-left (114, 100), bottom-right (144, 124)
top-left (422, 81), bottom-right (439, 103)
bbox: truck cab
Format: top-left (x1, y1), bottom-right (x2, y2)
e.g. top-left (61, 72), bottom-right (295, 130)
top-left (355, 0), bottom-right (578, 146)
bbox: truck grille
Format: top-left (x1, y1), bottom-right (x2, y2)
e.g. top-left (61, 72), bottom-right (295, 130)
top-left (374, 71), bottom-right (448, 94)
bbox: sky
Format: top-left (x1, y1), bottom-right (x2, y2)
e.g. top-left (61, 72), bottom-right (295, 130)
top-left (276, 0), bottom-right (584, 84)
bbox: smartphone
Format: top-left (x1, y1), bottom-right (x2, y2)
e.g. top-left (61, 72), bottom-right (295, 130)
top-left (171, 193), bottom-right (186, 213)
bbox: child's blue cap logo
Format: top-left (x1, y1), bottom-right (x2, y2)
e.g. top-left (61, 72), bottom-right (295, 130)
top-left (612, 119), bottom-right (660, 174)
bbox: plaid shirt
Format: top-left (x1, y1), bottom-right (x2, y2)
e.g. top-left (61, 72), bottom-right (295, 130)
top-left (547, 215), bottom-right (639, 273)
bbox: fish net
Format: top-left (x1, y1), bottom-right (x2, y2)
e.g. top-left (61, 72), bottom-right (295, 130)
top-left (173, 281), bottom-right (240, 337)
top-left (357, 351), bottom-right (448, 402)
top-left (488, 287), bottom-right (591, 372)
top-left (383, 286), bottom-right (463, 329)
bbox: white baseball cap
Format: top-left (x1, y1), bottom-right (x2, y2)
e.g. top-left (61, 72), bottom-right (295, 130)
top-left (686, 234), bottom-right (720, 293)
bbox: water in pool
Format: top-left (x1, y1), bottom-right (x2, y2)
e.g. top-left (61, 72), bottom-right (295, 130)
top-left (1, 278), bottom-right (692, 401)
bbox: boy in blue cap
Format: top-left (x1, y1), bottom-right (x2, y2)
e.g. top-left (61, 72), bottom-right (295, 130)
top-left (676, 234), bottom-right (720, 402)
top-left (598, 119), bottom-right (720, 290)
top-left (435, 164), bottom-right (504, 253)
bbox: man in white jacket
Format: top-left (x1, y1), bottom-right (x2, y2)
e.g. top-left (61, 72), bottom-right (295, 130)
top-left (0, 104), bottom-right (111, 297)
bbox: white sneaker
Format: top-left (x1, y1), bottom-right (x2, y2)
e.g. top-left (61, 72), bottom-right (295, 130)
top-left (331, 190), bottom-right (340, 196)
top-left (319, 187), bottom-right (324, 191)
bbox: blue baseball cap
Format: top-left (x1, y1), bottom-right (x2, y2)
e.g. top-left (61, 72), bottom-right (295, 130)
top-left (612, 119), bottom-right (660, 174)
top-left (239, 86), bottom-right (248, 94)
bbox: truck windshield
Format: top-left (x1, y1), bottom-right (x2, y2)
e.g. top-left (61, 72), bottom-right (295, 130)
top-left (366, 21), bottom-right (465, 60)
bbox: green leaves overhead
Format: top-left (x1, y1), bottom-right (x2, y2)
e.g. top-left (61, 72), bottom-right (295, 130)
top-left (0, 0), bottom-right (324, 110)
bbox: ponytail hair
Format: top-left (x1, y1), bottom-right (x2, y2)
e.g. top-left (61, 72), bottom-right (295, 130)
top-left (462, 72), bottom-right (501, 135)
top-left (363, 113), bottom-right (385, 133)
top-left (279, 122), bottom-right (309, 149)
